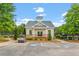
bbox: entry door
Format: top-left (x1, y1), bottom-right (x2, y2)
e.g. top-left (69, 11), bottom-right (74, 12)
top-left (37, 31), bottom-right (43, 36)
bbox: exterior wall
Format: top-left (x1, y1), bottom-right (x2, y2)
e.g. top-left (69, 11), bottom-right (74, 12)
top-left (26, 29), bottom-right (48, 37)
top-left (26, 28), bottom-right (33, 38)
top-left (26, 28), bottom-right (54, 40)
top-left (34, 30), bottom-right (46, 37)
top-left (26, 28), bottom-right (30, 35)
top-left (51, 29), bottom-right (54, 40)
top-left (32, 29), bottom-right (35, 37)
top-left (43, 30), bottom-right (48, 37)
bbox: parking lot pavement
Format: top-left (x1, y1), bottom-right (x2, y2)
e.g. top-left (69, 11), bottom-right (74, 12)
top-left (0, 41), bottom-right (79, 56)
top-left (0, 42), bottom-right (30, 56)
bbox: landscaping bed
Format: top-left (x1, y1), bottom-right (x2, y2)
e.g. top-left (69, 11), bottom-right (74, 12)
top-left (27, 39), bottom-right (61, 44)
top-left (65, 40), bottom-right (79, 43)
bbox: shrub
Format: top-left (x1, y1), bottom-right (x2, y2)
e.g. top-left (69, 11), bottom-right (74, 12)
top-left (26, 37), bottom-right (32, 40)
top-left (13, 27), bottom-right (19, 40)
top-left (48, 30), bottom-right (52, 41)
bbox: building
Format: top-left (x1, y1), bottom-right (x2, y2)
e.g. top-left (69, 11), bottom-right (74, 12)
top-left (26, 16), bottom-right (54, 41)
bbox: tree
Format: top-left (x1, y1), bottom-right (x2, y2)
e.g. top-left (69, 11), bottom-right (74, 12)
top-left (16, 24), bottom-right (26, 37)
top-left (55, 4), bottom-right (79, 40)
top-left (14, 26), bottom-right (19, 40)
top-left (0, 3), bottom-right (15, 35)
top-left (65, 4), bottom-right (79, 35)
top-left (13, 24), bottom-right (26, 40)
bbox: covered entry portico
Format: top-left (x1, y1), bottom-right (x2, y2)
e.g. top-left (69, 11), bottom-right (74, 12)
top-left (32, 28), bottom-right (48, 41)
top-left (33, 27), bottom-right (48, 37)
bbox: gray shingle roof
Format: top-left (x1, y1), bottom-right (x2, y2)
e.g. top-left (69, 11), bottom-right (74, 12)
top-left (26, 21), bottom-right (54, 28)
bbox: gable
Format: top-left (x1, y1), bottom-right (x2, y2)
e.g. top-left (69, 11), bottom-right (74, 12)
top-left (26, 21), bottom-right (54, 28)
top-left (32, 22), bottom-right (47, 28)
top-left (42, 21), bottom-right (54, 28)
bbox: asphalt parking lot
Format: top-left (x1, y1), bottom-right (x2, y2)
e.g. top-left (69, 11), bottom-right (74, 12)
top-left (0, 41), bottom-right (79, 56)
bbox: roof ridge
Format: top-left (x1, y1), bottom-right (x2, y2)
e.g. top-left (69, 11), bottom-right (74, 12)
top-left (26, 20), bottom-right (54, 28)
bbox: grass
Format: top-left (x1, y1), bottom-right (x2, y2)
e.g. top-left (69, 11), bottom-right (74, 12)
top-left (0, 36), bottom-right (9, 43)
top-left (0, 39), bottom-right (9, 43)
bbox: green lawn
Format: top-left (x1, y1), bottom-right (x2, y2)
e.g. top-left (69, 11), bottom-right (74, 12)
top-left (0, 36), bottom-right (9, 43)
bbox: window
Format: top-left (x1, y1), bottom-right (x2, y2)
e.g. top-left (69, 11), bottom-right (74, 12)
top-left (38, 31), bottom-right (43, 36)
top-left (29, 30), bottom-right (32, 35)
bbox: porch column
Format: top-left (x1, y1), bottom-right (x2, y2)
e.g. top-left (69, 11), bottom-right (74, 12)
top-left (45, 30), bottom-right (48, 37)
top-left (51, 29), bottom-right (54, 40)
top-left (32, 29), bottom-right (35, 37)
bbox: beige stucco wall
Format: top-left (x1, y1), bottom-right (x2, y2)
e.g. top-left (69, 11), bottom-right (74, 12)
top-left (26, 28), bottom-right (29, 35)
top-left (51, 29), bottom-right (54, 39)
top-left (26, 28), bottom-right (54, 39)
top-left (32, 29), bottom-right (35, 37)
top-left (43, 30), bottom-right (48, 37)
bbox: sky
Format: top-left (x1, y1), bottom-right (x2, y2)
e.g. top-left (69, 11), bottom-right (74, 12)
top-left (13, 3), bottom-right (72, 27)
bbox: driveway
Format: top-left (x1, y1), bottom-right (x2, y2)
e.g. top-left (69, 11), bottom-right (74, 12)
top-left (0, 40), bottom-right (79, 56)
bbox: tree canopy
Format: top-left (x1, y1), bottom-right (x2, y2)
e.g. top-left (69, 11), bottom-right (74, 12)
top-left (65, 4), bottom-right (79, 35)
top-left (55, 4), bottom-right (79, 39)
top-left (0, 3), bottom-right (15, 34)
top-left (17, 24), bottom-right (26, 35)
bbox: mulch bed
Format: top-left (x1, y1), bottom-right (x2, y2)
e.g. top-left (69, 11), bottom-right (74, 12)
top-left (27, 40), bottom-right (61, 44)
top-left (65, 40), bottom-right (79, 43)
